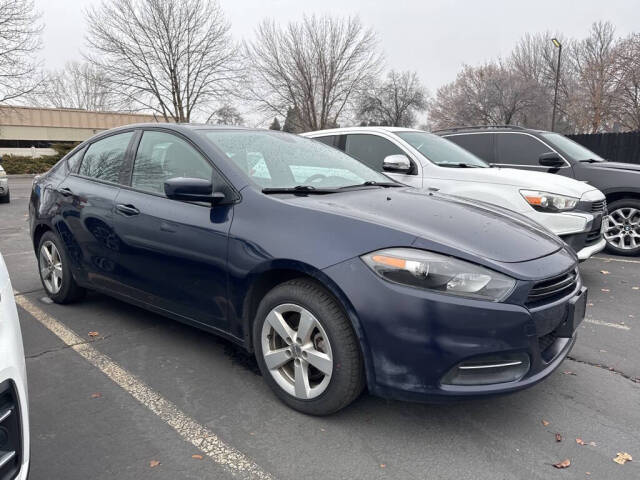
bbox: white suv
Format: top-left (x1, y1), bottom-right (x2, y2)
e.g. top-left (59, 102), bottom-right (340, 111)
top-left (303, 127), bottom-right (607, 261)
top-left (0, 253), bottom-right (29, 479)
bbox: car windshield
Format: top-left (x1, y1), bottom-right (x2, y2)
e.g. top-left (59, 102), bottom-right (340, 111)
top-left (541, 133), bottom-right (606, 162)
top-left (202, 129), bottom-right (393, 190)
top-left (395, 131), bottom-right (489, 168)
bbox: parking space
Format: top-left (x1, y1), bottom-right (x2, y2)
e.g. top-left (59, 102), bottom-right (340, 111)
top-left (2, 177), bottom-right (639, 479)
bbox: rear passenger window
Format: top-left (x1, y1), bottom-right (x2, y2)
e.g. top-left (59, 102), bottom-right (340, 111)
top-left (345, 134), bottom-right (404, 172)
top-left (78, 132), bottom-right (134, 183)
top-left (66, 147), bottom-right (85, 173)
top-left (496, 133), bottom-right (553, 166)
top-left (446, 134), bottom-right (495, 163)
top-left (313, 136), bottom-right (338, 148)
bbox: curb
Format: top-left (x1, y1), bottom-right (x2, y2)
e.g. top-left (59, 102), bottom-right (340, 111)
top-left (7, 174), bottom-right (37, 178)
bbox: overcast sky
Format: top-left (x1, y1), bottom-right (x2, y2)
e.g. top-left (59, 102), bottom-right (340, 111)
top-left (35, 0), bottom-right (639, 110)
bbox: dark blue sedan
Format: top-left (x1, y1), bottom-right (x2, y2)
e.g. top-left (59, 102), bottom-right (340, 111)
top-left (29, 124), bottom-right (587, 415)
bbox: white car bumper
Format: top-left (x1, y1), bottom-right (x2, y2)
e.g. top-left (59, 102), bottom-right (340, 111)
top-left (0, 177), bottom-right (8, 196)
top-left (0, 255), bottom-right (29, 480)
top-left (576, 236), bottom-right (606, 261)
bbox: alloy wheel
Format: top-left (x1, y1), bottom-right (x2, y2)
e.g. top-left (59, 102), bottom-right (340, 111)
top-left (605, 207), bottom-right (640, 250)
top-left (261, 303), bottom-right (333, 400)
top-left (39, 240), bottom-right (63, 294)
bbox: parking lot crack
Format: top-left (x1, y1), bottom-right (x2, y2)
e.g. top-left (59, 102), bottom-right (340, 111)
top-left (567, 355), bottom-right (640, 384)
top-left (25, 334), bottom-right (116, 360)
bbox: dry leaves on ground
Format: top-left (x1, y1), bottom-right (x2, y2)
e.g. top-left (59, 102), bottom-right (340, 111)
top-left (88, 331), bottom-right (99, 337)
top-left (553, 459), bottom-right (571, 469)
top-left (562, 371), bottom-right (577, 376)
top-left (613, 452), bottom-right (632, 465)
top-left (90, 393), bottom-right (101, 399)
top-left (576, 438), bottom-right (585, 445)
top-left (542, 420), bottom-right (550, 426)
top-left (600, 270), bottom-right (610, 275)
top-left (555, 433), bottom-right (562, 442)
top-left (149, 460), bottom-right (160, 468)
top-left (601, 288), bottom-right (610, 293)
top-left (192, 454), bottom-right (203, 460)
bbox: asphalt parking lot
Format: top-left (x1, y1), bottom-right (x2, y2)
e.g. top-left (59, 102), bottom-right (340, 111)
top-left (2, 176), bottom-right (639, 479)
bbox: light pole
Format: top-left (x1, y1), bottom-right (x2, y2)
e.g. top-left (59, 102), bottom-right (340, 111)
top-left (551, 38), bottom-right (562, 132)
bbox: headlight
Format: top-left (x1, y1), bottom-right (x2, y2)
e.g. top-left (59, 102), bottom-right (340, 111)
top-left (520, 190), bottom-right (578, 212)
top-left (361, 248), bottom-right (516, 302)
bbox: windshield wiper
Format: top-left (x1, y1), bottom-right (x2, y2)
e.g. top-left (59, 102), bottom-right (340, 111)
top-left (439, 163), bottom-right (483, 168)
top-left (262, 185), bottom-right (338, 195)
top-left (339, 180), bottom-right (403, 189)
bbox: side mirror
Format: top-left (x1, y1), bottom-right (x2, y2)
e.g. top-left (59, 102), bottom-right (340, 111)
top-left (383, 154), bottom-right (411, 173)
top-left (538, 152), bottom-right (564, 168)
top-left (164, 177), bottom-right (225, 205)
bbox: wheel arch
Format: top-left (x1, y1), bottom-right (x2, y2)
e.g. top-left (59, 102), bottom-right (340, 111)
top-left (240, 260), bottom-right (374, 390)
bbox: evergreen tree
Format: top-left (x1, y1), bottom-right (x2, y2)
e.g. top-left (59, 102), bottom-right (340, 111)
top-left (269, 117), bottom-right (281, 130)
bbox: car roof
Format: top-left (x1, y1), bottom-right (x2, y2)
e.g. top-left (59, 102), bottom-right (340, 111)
top-left (432, 125), bottom-right (551, 136)
top-left (301, 126), bottom-right (423, 136)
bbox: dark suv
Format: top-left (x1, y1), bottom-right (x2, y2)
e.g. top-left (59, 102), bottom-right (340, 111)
top-left (436, 126), bottom-right (640, 256)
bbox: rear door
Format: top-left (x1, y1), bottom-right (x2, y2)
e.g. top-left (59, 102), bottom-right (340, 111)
top-left (54, 131), bottom-right (136, 289)
top-left (112, 129), bottom-right (232, 330)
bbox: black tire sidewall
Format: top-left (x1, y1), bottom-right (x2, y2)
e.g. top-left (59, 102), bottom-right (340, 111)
top-left (605, 199), bottom-right (640, 256)
top-left (253, 279), bottom-right (364, 415)
top-left (37, 231), bottom-right (83, 303)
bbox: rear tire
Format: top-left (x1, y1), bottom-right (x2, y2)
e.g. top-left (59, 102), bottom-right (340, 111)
top-left (604, 199), bottom-right (640, 256)
top-left (253, 278), bottom-right (365, 415)
top-left (37, 231), bottom-right (86, 303)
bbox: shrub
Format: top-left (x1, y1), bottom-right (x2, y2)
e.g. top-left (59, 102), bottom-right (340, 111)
top-left (1, 142), bottom-right (79, 174)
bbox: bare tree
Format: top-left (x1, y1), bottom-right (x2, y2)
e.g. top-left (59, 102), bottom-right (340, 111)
top-left (615, 33), bottom-right (640, 130)
top-left (427, 62), bottom-right (538, 130)
top-left (357, 70), bottom-right (428, 127)
top-left (44, 62), bottom-right (116, 111)
top-left (0, 0), bottom-right (43, 103)
top-left (206, 103), bottom-right (244, 125)
top-left (245, 15), bottom-right (383, 132)
top-left (568, 21), bottom-right (620, 133)
top-left (85, 0), bottom-right (240, 122)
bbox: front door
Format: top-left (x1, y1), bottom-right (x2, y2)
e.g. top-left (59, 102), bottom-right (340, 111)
top-left (112, 130), bottom-right (232, 330)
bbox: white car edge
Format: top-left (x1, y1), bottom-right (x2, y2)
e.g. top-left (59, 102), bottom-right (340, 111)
top-left (0, 252), bottom-right (29, 479)
top-left (0, 163), bottom-right (9, 203)
top-left (302, 127), bottom-right (607, 261)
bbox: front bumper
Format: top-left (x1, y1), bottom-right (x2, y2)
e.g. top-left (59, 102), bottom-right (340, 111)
top-left (324, 250), bottom-right (584, 402)
top-left (561, 212), bottom-right (606, 261)
top-left (0, 178), bottom-right (8, 196)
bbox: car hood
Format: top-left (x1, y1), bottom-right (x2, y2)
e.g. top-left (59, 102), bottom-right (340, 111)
top-left (282, 187), bottom-right (564, 263)
top-left (587, 161), bottom-right (640, 172)
top-left (429, 166), bottom-right (598, 198)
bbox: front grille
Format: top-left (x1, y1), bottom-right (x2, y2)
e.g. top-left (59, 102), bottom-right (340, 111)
top-left (527, 268), bottom-right (579, 305)
top-left (0, 380), bottom-right (22, 480)
top-left (591, 199), bottom-right (607, 213)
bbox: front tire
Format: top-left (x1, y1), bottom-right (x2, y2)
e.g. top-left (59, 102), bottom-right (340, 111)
top-left (253, 279), bottom-right (365, 415)
top-left (0, 191), bottom-right (9, 203)
top-left (37, 231), bottom-right (86, 303)
top-left (604, 199), bottom-right (640, 256)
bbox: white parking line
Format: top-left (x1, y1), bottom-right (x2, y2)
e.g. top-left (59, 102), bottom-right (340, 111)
top-left (593, 255), bottom-right (640, 265)
top-left (2, 251), bottom-right (33, 258)
top-left (14, 293), bottom-right (274, 480)
top-left (583, 318), bottom-right (631, 330)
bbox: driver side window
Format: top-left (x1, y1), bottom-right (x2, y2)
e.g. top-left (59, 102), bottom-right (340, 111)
top-left (131, 131), bottom-right (213, 195)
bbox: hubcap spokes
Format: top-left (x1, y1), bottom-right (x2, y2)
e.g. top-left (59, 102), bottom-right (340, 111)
top-left (261, 303), bottom-right (333, 400)
top-left (605, 208), bottom-right (640, 250)
top-left (40, 241), bottom-right (63, 294)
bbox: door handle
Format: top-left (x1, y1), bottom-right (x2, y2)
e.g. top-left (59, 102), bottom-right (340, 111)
top-left (116, 204), bottom-right (140, 216)
top-left (57, 187), bottom-right (73, 197)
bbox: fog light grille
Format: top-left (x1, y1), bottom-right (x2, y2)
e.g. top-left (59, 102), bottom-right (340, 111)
top-left (441, 353), bottom-right (530, 386)
top-left (0, 380), bottom-right (22, 480)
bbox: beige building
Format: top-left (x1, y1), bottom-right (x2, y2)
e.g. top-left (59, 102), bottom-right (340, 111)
top-left (0, 105), bottom-right (166, 157)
